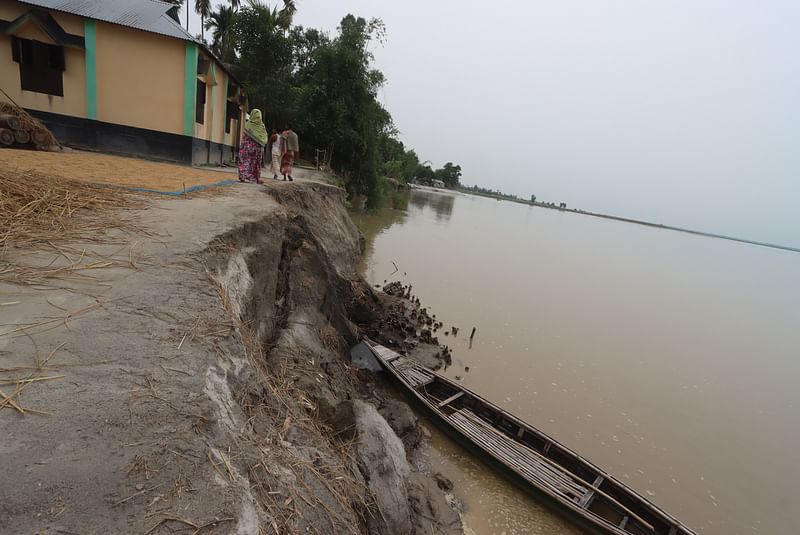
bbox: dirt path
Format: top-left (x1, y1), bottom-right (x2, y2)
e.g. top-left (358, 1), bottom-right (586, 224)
top-left (0, 177), bottom-right (462, 535)
top-left (0, 147), bottom-right (324, 192)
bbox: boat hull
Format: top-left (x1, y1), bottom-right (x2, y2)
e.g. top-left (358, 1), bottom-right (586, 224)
top-left (379, 357), bottom-right (625, 535)
top-left (363, 340), bottom-right (694, 535)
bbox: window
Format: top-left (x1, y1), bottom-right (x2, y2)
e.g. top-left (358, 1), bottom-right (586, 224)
top-left (225, 100), bottom-right (239, 134)
top-left (11, 36), bottom-right (65, 96)
top-left (195, 79), bottom-right (206, 124)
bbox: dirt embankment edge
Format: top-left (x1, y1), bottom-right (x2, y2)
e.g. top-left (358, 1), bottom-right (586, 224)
top-left (202, 182), bottom-right (464, 535)
top-left (0, 181), bottom-right (462, 535)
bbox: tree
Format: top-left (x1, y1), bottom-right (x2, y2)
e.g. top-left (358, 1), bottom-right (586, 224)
top-left (530, 194), bottom-right (536, 203)
top-left (294, 15), bottom-right (390, 205)
top-left (289, 26), bottom-right (330, 73)
top-left (278, 0), bottom-right (297, 30)
top-left (230, 2), bottom-right (295, 125)
top-left (195, 0), bottom-right (211, 41)
top-left (414, 164), bottom-right (435, 183)
top-left (205, 6), bottom-right (237, 64)
top-left (434, 162), bottom-right (461, 188)
top-left (195, 3), bottom-right (465, 207)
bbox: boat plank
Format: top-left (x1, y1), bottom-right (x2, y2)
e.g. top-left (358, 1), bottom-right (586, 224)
top-left (437, 391), bottom-right (464, 408)
top-left (452, 415), bottom-right (579, 497)
top-left (455, 409), bottom-right (656, 534)
top-left (450, 411), bottom-right (587, 498)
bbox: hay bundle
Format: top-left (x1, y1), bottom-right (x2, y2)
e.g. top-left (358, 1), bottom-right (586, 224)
top-left (0, 128), bottom-right (13, 146)
top-left (0, 101), bottom-right (58, 148)
top-left (0, 167), bottom-right (138, 250)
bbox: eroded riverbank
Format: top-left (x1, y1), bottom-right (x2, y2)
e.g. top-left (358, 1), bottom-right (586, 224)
top-left (0, 178), bottom-right (463, 534)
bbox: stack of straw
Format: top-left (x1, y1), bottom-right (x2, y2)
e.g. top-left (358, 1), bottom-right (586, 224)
top-left (0, 101), bottom-right (59, 149)
top-left (0, 167), bottom-right (137, 251)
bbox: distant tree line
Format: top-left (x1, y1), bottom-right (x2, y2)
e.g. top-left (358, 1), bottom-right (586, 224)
top-left (464, 185), bottom-right (572, 210)
top-left (411, 162), bottom-right (462, 188)
top-left (172, 0), bottom-right (462, 207)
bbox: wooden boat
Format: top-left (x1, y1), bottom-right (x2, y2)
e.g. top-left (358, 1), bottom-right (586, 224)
top-left (364, 341), bottom-right (697, 535)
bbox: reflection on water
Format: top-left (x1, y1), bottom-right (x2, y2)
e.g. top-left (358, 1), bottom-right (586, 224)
top-left (350, 196), bottom-right (408, 274)
top-left (408, 188), bottom-right (456, 221)
top-left (354, 189), bottom-right (800, 535)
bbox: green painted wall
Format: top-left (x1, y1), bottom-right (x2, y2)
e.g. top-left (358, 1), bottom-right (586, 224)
top-left (183, 42), bottom-right (198, 136)
top-left (210, 63), bottom-right (217, 142)
top-left (84, 19), bottom-right (97, 119)
top-left (224, 78), bottom-right (230, 140)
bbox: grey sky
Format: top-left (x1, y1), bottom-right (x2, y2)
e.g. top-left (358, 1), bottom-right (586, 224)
top-left (189, 1), bottom-right (800, 247)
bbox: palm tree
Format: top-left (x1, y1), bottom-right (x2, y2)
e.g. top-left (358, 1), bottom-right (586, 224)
top-left (277, 0), bottom-right (297, 30)
top-left (195, 0), bottom-right (211, 40)
top-left (244, 0), bottom-right (296, 29)
top-left (229, 0), bottom-right (241, 9)
top-left (246, 0), bottom-right (281, 25)
top-left (205, 6), bottom-right (237, 62)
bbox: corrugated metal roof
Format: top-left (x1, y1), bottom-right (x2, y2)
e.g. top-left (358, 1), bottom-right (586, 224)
top-left (19, 0), bottom-right (194, 41)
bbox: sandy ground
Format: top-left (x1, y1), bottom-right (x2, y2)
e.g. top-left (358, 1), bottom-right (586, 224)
top-left (0, 172), bottom-right (462, 535)
top-left (0, 185), bottom-right (275, 534)
top-left (0, 148), bottom-right (319, 193)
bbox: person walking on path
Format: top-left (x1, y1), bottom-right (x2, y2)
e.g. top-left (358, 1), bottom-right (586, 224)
top-left (281, 127), bottom-right (299, 181)
top-left (267, 129), bottom-right (284, 180)
top-left (238, 109), bottom-right (268, 184)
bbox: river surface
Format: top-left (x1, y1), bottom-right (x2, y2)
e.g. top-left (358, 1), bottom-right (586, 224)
top-left (352, 188), bottom-right (800, 535)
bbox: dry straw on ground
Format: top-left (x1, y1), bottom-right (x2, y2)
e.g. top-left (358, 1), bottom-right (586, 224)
top-left (0, 147), bottom-right (237, 192)
top-left (0, 166), bottom-right (140, 252)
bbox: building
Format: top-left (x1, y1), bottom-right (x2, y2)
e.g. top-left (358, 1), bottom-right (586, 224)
top-left (0, 0), bottom-right (246, 164)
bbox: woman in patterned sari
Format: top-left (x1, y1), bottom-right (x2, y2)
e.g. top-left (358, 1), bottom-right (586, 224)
top-left (238, 109), bottom-right (268, 183)
top-left (280, 127), bottom-right (299, 181)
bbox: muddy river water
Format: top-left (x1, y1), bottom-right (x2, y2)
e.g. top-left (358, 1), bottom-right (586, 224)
top-left (352, 188), bottom-right (800, 535)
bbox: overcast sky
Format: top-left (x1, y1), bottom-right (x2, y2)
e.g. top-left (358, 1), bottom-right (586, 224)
top-left (189, 1), bottom-right (799, 247)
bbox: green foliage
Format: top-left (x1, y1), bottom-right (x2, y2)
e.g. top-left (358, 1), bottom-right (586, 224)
top-left (293, 15), bottom-right (392, 206)
top-left (205, 6), bottom-right (237, 64)
top-left (415, 164), bottom-right (435, 181)
top-left (463, 184), bottom-right (521, 201)
top-left (229, 4), bottom-right (296, 127)
top-left (205, 4), bottom-right (462, 206)
top-left (434, 162), bottom-right (462, 188)
top-left (379, 136), bottom-right (420, 183)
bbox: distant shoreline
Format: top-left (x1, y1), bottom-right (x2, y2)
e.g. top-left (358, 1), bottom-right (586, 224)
top-left (449, 187), bottom-right (800, 254)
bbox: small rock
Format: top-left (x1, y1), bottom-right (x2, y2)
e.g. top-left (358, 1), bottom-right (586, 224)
top-left (434, 472), bottom-right (454, 492)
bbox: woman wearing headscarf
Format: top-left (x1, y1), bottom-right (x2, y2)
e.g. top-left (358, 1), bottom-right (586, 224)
top-left (280, 126), bottom-right (299, 181)
top-left (238, 109), bottom-right (268, 184)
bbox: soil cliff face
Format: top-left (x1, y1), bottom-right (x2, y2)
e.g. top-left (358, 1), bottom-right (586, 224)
top-left (0, 181), bottom-right (460, 535)
top-left (204, 182), bottom-right (462, 535)
top-left (205, 182), bottom-right (461, 535)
